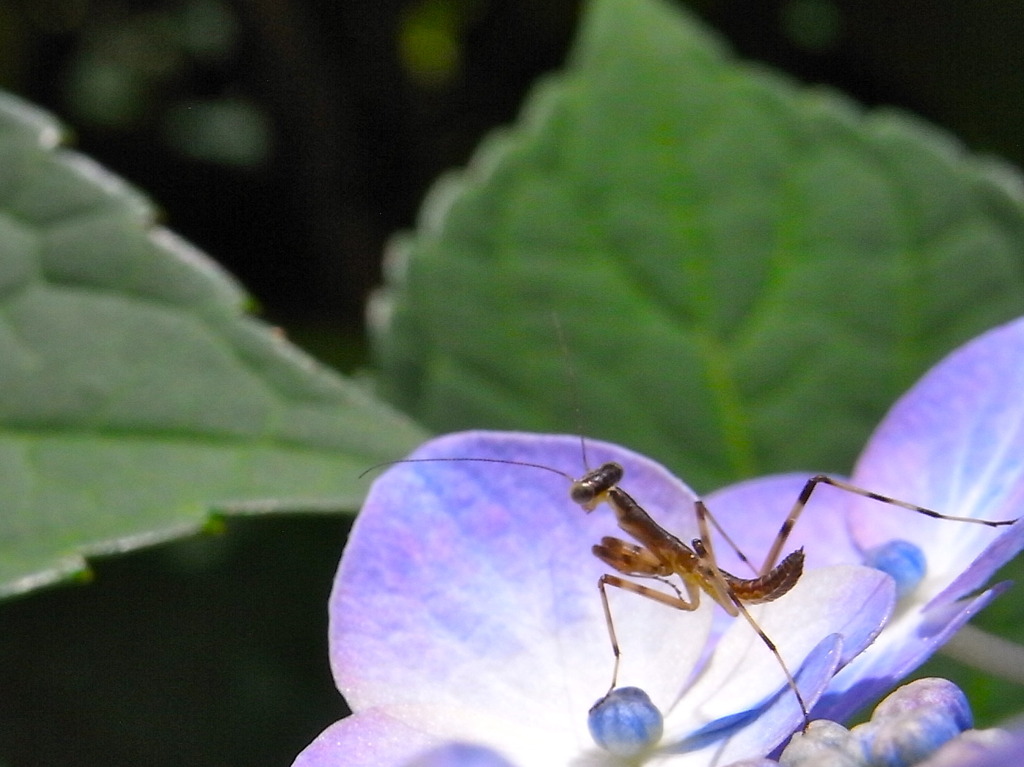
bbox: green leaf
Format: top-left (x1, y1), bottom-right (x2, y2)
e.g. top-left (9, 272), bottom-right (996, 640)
top-left (0, 92), bottom-right (427, 598)
top-left (373, 0), bottom-right (1024, 492)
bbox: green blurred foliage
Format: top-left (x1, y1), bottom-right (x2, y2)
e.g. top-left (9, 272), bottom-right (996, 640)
top-left (375, 0), bottom-right (1024, 490)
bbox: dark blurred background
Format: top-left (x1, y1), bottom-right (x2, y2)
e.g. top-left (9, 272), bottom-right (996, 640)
top-left (2, 0), bottom-right (1021, 364)
top-left (0, 1), bottom-right (1021, 765)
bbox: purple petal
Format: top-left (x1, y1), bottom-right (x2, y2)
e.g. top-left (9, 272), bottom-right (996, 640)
top-left (848, 317), bottom-right (1024, 573)
top-left (683, 567), bottom-right (892, 720)
top-left (661, 565), bottom-right (893, 763)
top-left (929, 519), bottom-right (1024, 609)
top-left (330, 431), bottom-right (710, 750)
top-left (661, 634), bottom-right (843, 765)
top-left (702, 475), bottom-right (869, 650)
top-left (805, 318), bottom-right (1024, 722)
top-left (813, 586), bottom-right (1003, 723)
top-left (292, 709), bottom-right (440, 767)
top-left (292, 706), bottom-right (554, 767)
top-left (403, 743), bottom-right (519, 767)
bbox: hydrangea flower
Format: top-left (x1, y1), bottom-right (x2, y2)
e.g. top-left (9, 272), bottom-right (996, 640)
top-left (294, 432), bottom-right (891, 766)
top-left (701, 316), bottom-right (1024, 724)
top-left (293, 316), bottom-right (1024, 766)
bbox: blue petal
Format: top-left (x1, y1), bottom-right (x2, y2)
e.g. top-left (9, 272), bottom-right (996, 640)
top-left (930, 518), bottom-right (1024, 610)
top-left (813, 586), bottom-right (1003, 723)
top-left (663, 633), bottom-right (843, 758)
top-left (403, 743), bottom-right (519, 767)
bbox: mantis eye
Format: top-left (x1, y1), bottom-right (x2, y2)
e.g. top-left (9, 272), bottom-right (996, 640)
top-left (570, 462), bottom-right (624, 509)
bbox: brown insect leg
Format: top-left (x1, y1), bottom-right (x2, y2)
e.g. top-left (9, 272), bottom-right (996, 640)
top-left (759, 475), bottom-right (1017, 577)
top-left (596, 570), bottom-right (701, 693)
top-left (691, 538), bottom-right (811, 727)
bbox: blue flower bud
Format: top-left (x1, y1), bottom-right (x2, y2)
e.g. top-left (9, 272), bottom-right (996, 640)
top-left (870, 677), bottom-right (972, 731)
top-left (853, 678), bottom-right (972, 767)
top-left (779, 719), bottom-right (866, 766)
top-left (920, 727), bottom-right (1018, 766)
top-left (588, 686), bottom-right (664, 757)
top-left (862, 540), bottom-right (927, 599)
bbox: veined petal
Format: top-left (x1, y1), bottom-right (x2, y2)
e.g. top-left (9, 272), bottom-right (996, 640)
top-left (684, 566), bottom-right (892, 724)
top-left (330, 431), bottom-right (711, 753)
top-left (848, 317), bottom-right (1024, 577)
top-left (293, 705), bottom-right (562, 767)
top-left (701, 475), bottom-right (864, 651)
top-left (293, 709), bottom-right (444, 767)
top-left (813, 586), bottom-right (1004, 723)
top-left (802, 317), bottom-right (1024, 721)
top-left (929, 519), bottom-right (1024, 609)
top-left (660, 634), bottom-right (842, 766)
top-left (659, 565), bottom-right (893, 763)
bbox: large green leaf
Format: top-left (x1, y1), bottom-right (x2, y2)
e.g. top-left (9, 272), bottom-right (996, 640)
top-left (373, 0), bottom-right (1024, 493)
top-left (0, 92), bottom-right (427, 598)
